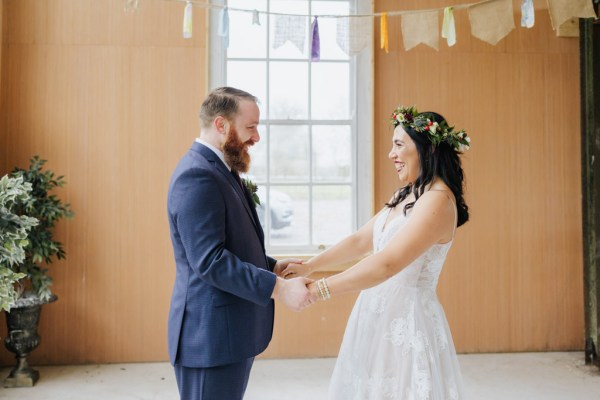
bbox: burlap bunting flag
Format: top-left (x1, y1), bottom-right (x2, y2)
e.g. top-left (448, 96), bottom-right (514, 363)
top-left (401, 11), bottom-right (439, 51)
top-left (468, 0), bottom-right (515, 45)
top-left (546, 0), bottom-right (597, 30)
top-left (273, 15), bottom-right (308, 53)
top-left (336, 17), bottom-right (372, 55)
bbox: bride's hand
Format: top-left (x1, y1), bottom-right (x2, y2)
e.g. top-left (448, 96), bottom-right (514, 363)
top-left (273, 258), bottom-right (304, 277)
top-left (281, 261), bottom-right (312, 279)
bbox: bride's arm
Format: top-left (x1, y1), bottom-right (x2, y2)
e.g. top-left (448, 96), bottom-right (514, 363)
top-left (282, 209), bottom-right (383, 277)
top-left (315, 191), bottom-right (454, 297)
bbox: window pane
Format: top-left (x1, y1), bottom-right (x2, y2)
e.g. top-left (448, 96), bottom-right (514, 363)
top-left (311, 62), bottom-right (350, 119)
top-left (247, 124), bottom-right (268, 182)
top-left (269, 62), bottom-right (308, 119)
top-left (268, 185), bottom-right (309, 245)
top-left (270, 125), bottom-right (309, 182)
top-left (270, 0), bottom-right (309, 59)
top-left (312, 125), bottom-right (351, 182)
top-left (227, 1), bottom-right (267, 58)
top-left (227, 61), bottom-right (267, 117)
top-left (311, 1), bottom-right (350, 60)
top-left (313, 185), bottom-right (352, 245)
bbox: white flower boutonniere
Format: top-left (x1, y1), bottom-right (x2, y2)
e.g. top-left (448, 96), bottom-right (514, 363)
top-left (241, 177), bottom-right (260, 207)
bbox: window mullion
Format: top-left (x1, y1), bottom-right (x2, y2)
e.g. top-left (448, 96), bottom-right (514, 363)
top-left (265, 0), bottom-right (272, 248)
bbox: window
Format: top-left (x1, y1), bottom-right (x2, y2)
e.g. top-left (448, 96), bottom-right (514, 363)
top-left (210, 0), bottom-right (372, 254)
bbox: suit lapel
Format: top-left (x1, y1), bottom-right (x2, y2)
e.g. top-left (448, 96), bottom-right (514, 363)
top-left (192, 142), bottom-right (262, 235)
top-left (243, 187), bottom-right (265, 244)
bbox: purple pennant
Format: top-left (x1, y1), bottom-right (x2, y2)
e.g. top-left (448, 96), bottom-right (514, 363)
top-left (311, 17), bottom-right (320, 62)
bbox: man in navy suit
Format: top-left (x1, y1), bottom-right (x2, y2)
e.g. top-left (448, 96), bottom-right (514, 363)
top-left (167, 87), bottom-right (314, 400)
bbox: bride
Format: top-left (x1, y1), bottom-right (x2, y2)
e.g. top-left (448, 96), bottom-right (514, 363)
top-left (281, 105), bottom-right (471, 399)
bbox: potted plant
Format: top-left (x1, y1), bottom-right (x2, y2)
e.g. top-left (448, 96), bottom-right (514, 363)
top-left (2, 156), bottom-right (73, 387)
top-left (0, 175), bottom-right (37, 312)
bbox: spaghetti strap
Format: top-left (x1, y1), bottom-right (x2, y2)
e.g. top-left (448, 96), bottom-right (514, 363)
top-left (429, 189), bottom-right (458, 240)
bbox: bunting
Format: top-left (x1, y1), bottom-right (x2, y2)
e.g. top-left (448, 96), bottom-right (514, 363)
top-left (546, 0), bottom-right (597, 30)
top-left (217, 6), bottom-right (229, 47)
top-left (442, 7), bottom-right (457, 47)
top-left (160, 0), bottom-right (600, 56)
top-left (468, 0), bottom-right (515, 45)
top-left (380, 12), bottom-right (389, 54)
top-left (336, 17), bottom-right (372, 55)
top-left (252, 9), bottom-right (261, 26)
top-left (521, 0), bottom-right (535, 29)
top-left (182, 1), bottom-right (192, 39)
top-left (273, 15), bottom-right (307, 53)
top-left (310, 17), bottom-right (320, 62)
top-left (402, 11), bottom-right (439, 51)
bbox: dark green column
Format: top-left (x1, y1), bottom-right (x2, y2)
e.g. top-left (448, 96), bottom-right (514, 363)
top-left (580, 14), bottom-right (600, 366)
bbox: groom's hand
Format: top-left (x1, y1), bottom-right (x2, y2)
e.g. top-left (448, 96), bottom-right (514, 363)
top-left (272, 277), bottom-right (316, 312)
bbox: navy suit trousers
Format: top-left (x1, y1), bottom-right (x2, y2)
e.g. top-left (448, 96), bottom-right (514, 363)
top-left (174, 357), bottom-right (255, 400)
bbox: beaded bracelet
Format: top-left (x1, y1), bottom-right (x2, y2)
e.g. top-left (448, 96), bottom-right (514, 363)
top-left (317, 278), bottom-right (331, 301)
top-left (316, 278), bottom-right (326, 301)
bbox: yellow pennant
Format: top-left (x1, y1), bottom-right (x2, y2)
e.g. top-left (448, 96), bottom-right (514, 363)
top-left (380, 12), bottom-right (389, 53)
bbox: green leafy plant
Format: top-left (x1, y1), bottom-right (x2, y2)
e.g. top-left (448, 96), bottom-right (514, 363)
top-left (9, 156), bottom-right (74, 304)
top-left (0, 175), bottom-right (38, 311)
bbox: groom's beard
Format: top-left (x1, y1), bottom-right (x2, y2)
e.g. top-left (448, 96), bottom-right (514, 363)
top-left (224, 127), bottom-right (252, 173)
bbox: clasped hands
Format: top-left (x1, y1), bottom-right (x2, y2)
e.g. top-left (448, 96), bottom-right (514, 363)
top-left (272, 258), bottom-right (317, 312)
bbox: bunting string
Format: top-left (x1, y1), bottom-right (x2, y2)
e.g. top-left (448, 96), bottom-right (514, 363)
top-left (127, 0), bottom-right (598, 53)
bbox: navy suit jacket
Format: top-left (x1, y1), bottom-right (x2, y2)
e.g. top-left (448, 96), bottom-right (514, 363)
top-left (167, 142), bottom-right (278, 368)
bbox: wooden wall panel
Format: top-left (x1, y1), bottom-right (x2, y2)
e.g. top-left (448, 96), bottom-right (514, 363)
top-left (0, 0), bottom-right (586, 365)
top-left (374, 1), bottom-right (583, 352)
top-left (0, 0), bottom-right (206, 364)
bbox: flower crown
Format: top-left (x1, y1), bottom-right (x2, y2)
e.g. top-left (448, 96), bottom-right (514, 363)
top-left (390, 105), bottom-right (471, 152)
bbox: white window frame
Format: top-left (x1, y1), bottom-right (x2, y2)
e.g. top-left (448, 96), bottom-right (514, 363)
top-left (209, 0), bottom-right (373, 254)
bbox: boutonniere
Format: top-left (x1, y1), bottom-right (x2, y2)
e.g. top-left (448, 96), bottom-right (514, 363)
top-left (241, 177), bottom-right (260, 207)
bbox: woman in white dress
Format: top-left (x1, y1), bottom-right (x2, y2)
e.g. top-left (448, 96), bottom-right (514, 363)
top-left (282, 106), bottom-right (471, 400)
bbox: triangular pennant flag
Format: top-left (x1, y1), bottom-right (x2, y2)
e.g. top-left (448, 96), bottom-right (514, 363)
top-left (442, 7), bottom-right (457, 47)
top-left (380, 12), bottom-right (389, 53)
top-left (401, 11), bottom-right (439, 51)
top-left (218, 7), bottom-right (230, 48)
top-left (336, 16), bottom-right (371, 55)
top-left (468, 0), bottom-right (515, 45)
top-left (521, 0), bottom-right (535, 28)
top-left (546, 0), bottom-right (597, 30)
top-left (273, 15), bottom-right (307, 53)
top-left (310, 17), bottom-right (320, 61)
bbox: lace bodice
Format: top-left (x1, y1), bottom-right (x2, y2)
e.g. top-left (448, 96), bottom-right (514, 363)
top-left (372, 207), bottom-right (453, 291)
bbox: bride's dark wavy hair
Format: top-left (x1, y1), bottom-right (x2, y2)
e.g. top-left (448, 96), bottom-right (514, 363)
top-left (386, 111), bottom-right (469, 227)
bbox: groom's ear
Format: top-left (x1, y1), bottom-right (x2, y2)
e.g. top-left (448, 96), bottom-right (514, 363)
top-left (213, 115), bottom-right (229, 135)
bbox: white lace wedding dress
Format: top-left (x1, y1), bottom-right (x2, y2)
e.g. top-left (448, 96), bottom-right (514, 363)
top-left (328, 205), bottom-right (465, 400)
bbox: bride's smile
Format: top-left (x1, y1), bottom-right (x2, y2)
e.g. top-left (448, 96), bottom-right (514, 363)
top-left (388, 125), bottom-right (420, 186)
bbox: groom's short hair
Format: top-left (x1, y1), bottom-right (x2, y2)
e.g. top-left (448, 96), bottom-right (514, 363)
top-left (199, 87), bottom-right (258, 128)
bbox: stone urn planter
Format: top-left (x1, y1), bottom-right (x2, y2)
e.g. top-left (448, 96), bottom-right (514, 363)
top-left (3, 294), bottom-right (57, 387)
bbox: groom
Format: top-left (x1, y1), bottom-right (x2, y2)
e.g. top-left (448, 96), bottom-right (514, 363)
top-left (167, 87), bottom-right (314, 399)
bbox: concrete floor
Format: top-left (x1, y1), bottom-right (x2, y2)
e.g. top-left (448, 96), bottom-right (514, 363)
top-left (0, 352), bottom-right (598, 399)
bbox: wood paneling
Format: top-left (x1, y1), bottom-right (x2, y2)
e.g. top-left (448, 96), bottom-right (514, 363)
top-left (0, 0), bottom-right (206, 364)
top-left (0, 0), bottom-right (585, 365)
top-left (373, 0), bottom-right (583, 352)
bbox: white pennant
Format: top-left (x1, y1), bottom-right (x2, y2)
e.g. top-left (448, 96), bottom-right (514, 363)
top-left (218, 7), bottom-right (230, 48)
top-left (182, 1), bottom-right (192, 39)
top-left (273, 15), bottom-right (307, 53)
top-left (521, 0), bottom-right (535, 28)
top-left (442, 7), bottom-right (457, 47)
top-left (336, 16), bottom-right (371, 55)
top-left (252, 9), bottom-right (261, 26)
